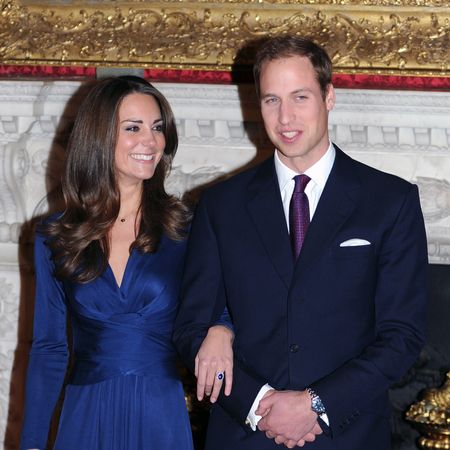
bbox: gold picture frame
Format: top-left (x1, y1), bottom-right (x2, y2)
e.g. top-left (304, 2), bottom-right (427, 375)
top-left (1, 0), bottom-right (449, 76)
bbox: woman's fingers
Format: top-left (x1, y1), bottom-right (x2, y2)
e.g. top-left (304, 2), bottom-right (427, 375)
top-left (203, 359), bottom-right (218, 397)
top-left (195, 356), bottom-right (210, 401)
top-left (194, 325), bottom-right (234, 402)
top-left (209, 370), bottom-right (225, 403)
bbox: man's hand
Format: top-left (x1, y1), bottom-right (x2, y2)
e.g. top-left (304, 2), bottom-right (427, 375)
top-left (270, 423), bottom-right (323, 448)
top-left (256, 390), bottom-right (322, 445)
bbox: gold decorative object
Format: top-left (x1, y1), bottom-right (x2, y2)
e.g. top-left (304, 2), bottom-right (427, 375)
top-left (406, 371), bottom-right (450, 449)
top-left (0, 0), bottom-right (449, 76)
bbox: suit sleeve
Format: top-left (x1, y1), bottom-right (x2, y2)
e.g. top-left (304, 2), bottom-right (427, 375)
top-left (20, 232), bottom-right (69, 450)
top-left (311, 184), bottom-right (428, 436)
top-left (173, 193), bottom-right (266, 425)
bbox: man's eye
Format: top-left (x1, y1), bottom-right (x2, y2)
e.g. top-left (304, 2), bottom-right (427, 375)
top-left (264, 97), bottom-right (278, 104)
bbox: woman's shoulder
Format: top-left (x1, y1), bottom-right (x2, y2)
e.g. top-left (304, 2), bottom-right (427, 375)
top-left (36, 211), bottom-right (63, 225)
top-left (160, 232), bottom-right (188, 249)
top-left (35, 211), bottom-right (64, 239)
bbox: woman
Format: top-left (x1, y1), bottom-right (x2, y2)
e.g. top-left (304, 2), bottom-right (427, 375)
top-left (20, 76), bottom-right (233, 450)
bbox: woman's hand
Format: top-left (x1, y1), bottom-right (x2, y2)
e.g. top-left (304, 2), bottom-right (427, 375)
top-left (195, 325), bottom-right (234, 403)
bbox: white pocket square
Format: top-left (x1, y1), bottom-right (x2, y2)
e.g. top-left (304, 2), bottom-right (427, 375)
top-left (339, 238), bottom-right (371, 247)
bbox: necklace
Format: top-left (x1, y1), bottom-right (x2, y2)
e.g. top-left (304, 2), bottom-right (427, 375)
top-left (118, 210), bottom-right (138, 223)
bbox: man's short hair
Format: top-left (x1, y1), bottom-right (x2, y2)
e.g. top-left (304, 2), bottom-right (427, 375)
top-left (253, 35), bottom-right (333, 100)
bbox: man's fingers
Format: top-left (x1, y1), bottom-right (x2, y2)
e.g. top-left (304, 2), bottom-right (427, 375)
top-left (284, 439), bottom-right (297, 448)
top-left (256, 391), bottom-right (276, 414)
top-left (258, 417), bottom-right (268, 432)
top-left (312, 423), bottom-right (323, 435)
top-left (303, 431), bottom-right (317, 442)
top-left (275, 435), bottom-right (287, 445)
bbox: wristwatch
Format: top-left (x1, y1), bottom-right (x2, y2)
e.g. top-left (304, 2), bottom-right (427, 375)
top-left (306, 387), bottom-right (326, 416)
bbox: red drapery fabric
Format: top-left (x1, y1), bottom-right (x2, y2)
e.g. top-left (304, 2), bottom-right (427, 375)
top-left (0, 65), bottom-right (448, 91)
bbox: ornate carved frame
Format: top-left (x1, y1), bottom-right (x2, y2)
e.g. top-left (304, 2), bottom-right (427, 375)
top-left (0, 0), bottom-right (449, 77)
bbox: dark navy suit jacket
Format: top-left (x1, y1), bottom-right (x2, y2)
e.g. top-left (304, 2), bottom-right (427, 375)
top-left (174, 146), bottom-right (428, 450)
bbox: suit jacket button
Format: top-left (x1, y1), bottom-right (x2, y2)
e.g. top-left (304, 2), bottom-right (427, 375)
top-left (289, 344), bottom-right (299, 353)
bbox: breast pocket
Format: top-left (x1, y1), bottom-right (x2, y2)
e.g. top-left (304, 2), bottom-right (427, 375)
top-left (327, 243), bottom-right (376, 295)
top-left (333, 244), bottom-right (374, 259)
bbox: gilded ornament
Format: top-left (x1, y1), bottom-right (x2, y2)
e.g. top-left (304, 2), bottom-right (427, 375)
top-left (0, 0), bottom-right (449, 75)
top-left (407, 372), bottom-right (450, 449)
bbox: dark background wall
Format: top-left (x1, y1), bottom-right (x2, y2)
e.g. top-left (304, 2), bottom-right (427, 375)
top-left (390, 264), bottom-right (450, 450)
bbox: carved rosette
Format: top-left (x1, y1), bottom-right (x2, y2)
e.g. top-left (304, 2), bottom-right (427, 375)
top-left (0, 0), bottom-right (448, 75)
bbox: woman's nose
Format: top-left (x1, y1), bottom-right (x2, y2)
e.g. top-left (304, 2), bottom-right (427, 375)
top-left (141, 129), bottom-right (156, 146)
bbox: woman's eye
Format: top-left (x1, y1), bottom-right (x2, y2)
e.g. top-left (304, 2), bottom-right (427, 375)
top-left (152, 124), bottom-right (164, 132)
top-left (125, 125), bottom-right (139, 132)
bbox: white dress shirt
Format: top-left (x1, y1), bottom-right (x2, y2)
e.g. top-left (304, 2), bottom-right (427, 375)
top-left (275, 143), bottom-right (336, 231)
top-left (245, 143), bottom-right (335, 431)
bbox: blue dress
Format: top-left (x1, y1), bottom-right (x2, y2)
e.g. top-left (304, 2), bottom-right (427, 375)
top-left (20, 230), bottom-right (194, 450)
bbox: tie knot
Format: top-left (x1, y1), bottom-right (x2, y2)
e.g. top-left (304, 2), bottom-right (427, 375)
top-left (293, 174), bottom-right (310, 194)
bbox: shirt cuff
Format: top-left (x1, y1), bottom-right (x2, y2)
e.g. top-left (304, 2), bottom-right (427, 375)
top-left (319, 412), bottom-right (330, 427)
top-left (245, 383), bottom-right (273, 431)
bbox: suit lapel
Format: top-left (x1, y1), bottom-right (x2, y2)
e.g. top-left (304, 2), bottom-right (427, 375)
top-left (296, 147), bottom-right (361, 273)
top-left (246, 158), bottom-right (294, 288)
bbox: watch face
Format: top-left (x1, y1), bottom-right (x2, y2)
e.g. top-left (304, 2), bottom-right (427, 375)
top-left (312, 397), bottom-right (326, 415)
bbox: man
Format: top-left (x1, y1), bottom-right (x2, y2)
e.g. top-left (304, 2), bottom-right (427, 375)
top-left (174, 35), bottom-right (428, 449)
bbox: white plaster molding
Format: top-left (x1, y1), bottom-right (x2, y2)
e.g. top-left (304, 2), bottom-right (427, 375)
top-left (0, 81), bottom-right (449, 263)
top-left (0, 275), bottom-right (20, 445)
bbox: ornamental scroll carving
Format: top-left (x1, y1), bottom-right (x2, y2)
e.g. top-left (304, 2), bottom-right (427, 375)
top-left (0, 0), bottom-right (448, 75)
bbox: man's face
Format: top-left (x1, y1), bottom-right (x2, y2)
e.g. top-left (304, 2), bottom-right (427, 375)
top-left (259, 55), bottom-right (335, 173)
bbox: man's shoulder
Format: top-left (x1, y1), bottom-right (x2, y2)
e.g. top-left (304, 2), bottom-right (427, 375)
top-left (337, 147), bottom-right (414, 194)
top-left (357, 160), bottom-right (414, 194)
top-left (203, 157), bottom-right (273, 199)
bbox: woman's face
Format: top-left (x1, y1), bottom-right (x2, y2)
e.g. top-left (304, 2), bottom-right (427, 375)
top-left (114, 92), bottom-right (166, 187)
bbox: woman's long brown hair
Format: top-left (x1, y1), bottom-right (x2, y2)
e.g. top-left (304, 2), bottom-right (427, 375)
top-left (44, 76), bottom-right (189, 283)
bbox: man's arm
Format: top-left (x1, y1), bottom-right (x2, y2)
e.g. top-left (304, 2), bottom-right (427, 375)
top-left (254, 184), bottom-right (428, 440)
top-left (313, 184), bottom-right (427, 432)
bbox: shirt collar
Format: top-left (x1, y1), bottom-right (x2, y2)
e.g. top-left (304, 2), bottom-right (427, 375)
top-left (274, 142), bottom-right (336, 192)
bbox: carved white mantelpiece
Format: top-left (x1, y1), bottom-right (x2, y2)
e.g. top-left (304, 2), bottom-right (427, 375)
top-left (0, 79), bottom-right (449, 448)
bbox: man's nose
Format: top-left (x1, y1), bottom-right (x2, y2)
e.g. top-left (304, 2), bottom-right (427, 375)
top-left (278, 100), bottom-right (294, 125)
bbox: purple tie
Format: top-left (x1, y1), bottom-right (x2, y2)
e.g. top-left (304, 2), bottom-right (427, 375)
top-left (289, 174), bottom-right (311, 259)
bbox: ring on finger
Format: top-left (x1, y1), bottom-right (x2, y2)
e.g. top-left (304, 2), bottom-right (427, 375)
top-left (216, 371), bottom-right (224, 381)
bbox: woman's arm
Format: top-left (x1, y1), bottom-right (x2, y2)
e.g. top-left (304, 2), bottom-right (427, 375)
top-left (20, 231), bottom-right (69, 450)
top-left (195, 322), bottom-right (234, 403)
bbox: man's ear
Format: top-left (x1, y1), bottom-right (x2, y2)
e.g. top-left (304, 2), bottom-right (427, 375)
top-left (325, 84), bottom-right (336, 111)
